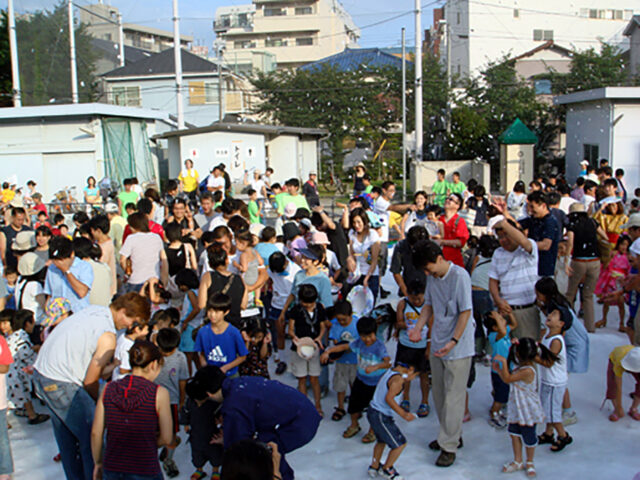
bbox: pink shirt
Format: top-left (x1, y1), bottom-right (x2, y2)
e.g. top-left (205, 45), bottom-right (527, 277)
top-left (0, 336), bottom-right (13, 409)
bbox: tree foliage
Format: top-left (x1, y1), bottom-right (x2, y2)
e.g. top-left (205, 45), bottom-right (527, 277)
top-left (0, 11), bottom-right (12, 107)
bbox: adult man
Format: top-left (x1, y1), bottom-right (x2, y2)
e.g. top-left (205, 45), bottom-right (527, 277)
top-left (0, 207), bottom-right (31, 268)
top-left (189, 366), bottom-right (321, 480)
top-left (302, 172), bottom-right (320, 208)
top-left (310, 205), bottom-right (348, 273)
top-left (519, 191), bottom-right (559, 277)
top-left (615, 168), bottom-right (627, 202)
top-left (558, 183), bottom-right (577, 215)
top-left (207, 165), bottom-right (226, 197)
top-left (33, 293), bottom-right (150, 480)
top-left (44, 236), bottom-right (94, 313)
top-left (570, 177), bottom-right (585, 203)
top-left (582, 179), bottom-right (598, 213)
top-left (432, 169), bottom-right (449, 207)
top-left (194, 192), bottom-right (219, 234)
top-left (436, 193), bottom-right (469, 268)
top-left (178, 159), bottom-right (199, 200)
top-left (208, 198), bottom-right (236, 231)
top-left (410, 240), bottom-right (474, 467)
top-left (105, 202), bottom-right (127, 256)
top-left (448, 171), bottom-right (466, 195)
top-left (489, 219), bottom-right (540, 339)
top-left (117, 178), bottom-right (139, 219)
top-left (390, 225), bottom-right (428, 297)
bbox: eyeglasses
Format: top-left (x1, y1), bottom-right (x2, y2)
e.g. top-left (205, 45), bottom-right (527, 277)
top-left (446, 196), bottom-right (460, 204)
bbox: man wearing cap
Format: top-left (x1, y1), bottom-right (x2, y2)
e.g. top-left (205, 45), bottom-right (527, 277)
top-left (579, 160), bottom-right (589, 178)
top-left (207, 165), bottom-right (226, 197)
top-left (0, 207), bottom-right (32, 268)
top-left (105, 203), bottom-right (127, 255)
top-left (302, 172), bottom-right (320, 209)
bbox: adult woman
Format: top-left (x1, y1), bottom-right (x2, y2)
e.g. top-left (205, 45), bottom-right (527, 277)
top-left (16, 252), bottom-right (47, 322)
top-left (165, 223), bottom-right (197, 277)
top-left (163, 198), bottom-right (199, 246)
top-left (178, 159), bottom-right (199, 201)
top-left (119, 212), bottom-right (168, 293)
top-left (144, 188), bottom-right (166, 225)
top-left (401, 191), bottom-right (430, 234)
top-left (507, 180), bottom-right (526, 219)
top-left (34, 225), bottom-right (52, 264)
top-left (347, 208), bottom-right (380, 300)
top-left (83, 176), bottom-right (102, 206)
top-left (91, 340), bottom-right (173, 480)
top-left (564, 203), bottom-right (608, 332)
top-left (352, 163), bottom-right (367, 197)
top-left (198, 244), bottom-right (247, 329)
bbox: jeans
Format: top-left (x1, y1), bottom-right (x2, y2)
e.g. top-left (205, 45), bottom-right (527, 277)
top-left (123, 282), bottom-right (144, 294)
top-left (0, 409), bottom-right (13, 476)
top-left (104, 471), bottom-right (164, 480)
top-left (472, 289), bottom-right (493, 356)
top-left (33, 371), bottom-right (96, 480)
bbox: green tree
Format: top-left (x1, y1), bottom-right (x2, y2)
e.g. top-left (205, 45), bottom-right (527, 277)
top-left (0, 11), bottom-right (12, 107)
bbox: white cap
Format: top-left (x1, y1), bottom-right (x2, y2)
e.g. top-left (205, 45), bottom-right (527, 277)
top-left (105, 203), bottom-right (119, 213)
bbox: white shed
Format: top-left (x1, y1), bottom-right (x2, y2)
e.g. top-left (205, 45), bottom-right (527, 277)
top-left (556, 87), bottom-right (640, 188)
top-left (0, 103), bottom-right (173, 201)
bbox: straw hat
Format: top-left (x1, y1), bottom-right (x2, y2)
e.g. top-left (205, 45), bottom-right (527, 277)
top-left (621, 213), bottom-right (640, 230)
top-left (249, 223), bottom-right (265, 237)
top-left (17, 252), bottom-right (46, 276)
top-left (568, 203), bottom-right (585, 214)
top-left (11, 231), bottom-right (36, 252)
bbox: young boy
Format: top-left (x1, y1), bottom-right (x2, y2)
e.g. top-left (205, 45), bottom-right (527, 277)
top-left (155, 328), bottom-right (189, 478)
top-left (117, 178), bottom-right (139, 218)
top-left (247, 188), bottom-right (261, 225)
top-left (395, 277), bottom-right (431, 418)
top-left (287, 284), bottom-right (326, 416)
top-left (320, 300), bottom-right (358, 421)
top-left (111, 320), bottom-right (149, 380)
top-left (182, 376), bottom-right (224, 480)
top-left (341, 316), bottom-right (390, 443)
top-left (255, 226), bottom-right (281, 264)
top-left (194, 293), bottom-right (248, 376)
top-left (366, 360), bottom-right (418, 480)
top-left (3, 267), bottom-right (17, 310)
top-left (483, 310), bottom-right (517, 429)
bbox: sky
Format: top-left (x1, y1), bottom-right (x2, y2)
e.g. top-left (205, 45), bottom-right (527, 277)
top-left (2, 0), bottom-right (441, 52)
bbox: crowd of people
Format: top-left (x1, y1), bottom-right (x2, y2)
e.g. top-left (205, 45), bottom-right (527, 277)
top-left (0, 157), bottom-right (639, 480)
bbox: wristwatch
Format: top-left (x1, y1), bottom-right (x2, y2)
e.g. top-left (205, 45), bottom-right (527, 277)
top-left (451, 337), bottom-right (459, 344)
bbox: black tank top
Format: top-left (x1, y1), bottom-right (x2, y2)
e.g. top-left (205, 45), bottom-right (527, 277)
top-left (3, 225), bottom-right (30, 267)
top-left (165, 244), bottom-right (187, 277)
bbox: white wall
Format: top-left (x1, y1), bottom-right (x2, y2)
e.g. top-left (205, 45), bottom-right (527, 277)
top-left (612, 103), bottom-right (640, 190)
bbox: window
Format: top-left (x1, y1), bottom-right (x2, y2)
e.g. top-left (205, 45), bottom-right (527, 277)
top-left (112, 86), bottom-right (141, 107)
top-left (533, 29), bottom-right (553, 41)
top-left (234, 40), bottom-right (256, 49)
top-left (296, 37), bottom-right (313, 46)
top-left (534, 79), bottom-right (552, 95)
top-left (543, 30), bottom-right (553, 40)
top-left (513, 8), bottom-right (519, 18)
top-left (265, 38), bottom-right (287, 47)
top-left (264, 7), bottom-right (286, 16)
top-left (456, 12), bottom-right (460, 24)
top-left (219, 15), bottom-right (231, 27)
top-left (237, 13), bottom-right (249, 26)
top-left (103, 33), bottom-right (112, 41)
top-left (533, 29), bottom-right (542, 41)
top-left (295, 6), bottom-right (313, 15)
top-left (205, 83), bottom-right (220, 104)
top-left (589, 9), bottom-right (597, 18)
top-left (583, 144), bottom-right (599, 166)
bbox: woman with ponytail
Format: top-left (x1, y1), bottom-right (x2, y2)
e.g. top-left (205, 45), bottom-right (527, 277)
top-left (91, 340), bottom-right (173, 480)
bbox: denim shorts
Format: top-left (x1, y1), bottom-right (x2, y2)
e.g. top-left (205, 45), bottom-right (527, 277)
top-left (367, 408), bottom-right (406, 449)
top-left (491, 371), bottom-right (510, 404)
top-left (0, 409), bottom-right (14, 475)
top-left (508, 423), bottom-right (537, 447)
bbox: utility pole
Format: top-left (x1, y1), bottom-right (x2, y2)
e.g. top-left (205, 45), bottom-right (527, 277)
top-left (218, 47), bottom-right (224, 122)
top-left (173, 0), bottom-right (185, 129)
top-left (118, 13), bottom-right (125, 67)
top-left (69, 0), bottom-right (79, 103)
top-left (401, 27), bottom-right (407, 200)
top-left (444, 19), bottom-right (452, 134)
top-left (414, 0), bottom-right (423, 162)
top-left (7, 0), bottom-right (21, 107)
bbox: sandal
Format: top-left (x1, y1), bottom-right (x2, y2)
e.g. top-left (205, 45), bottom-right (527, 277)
top-left (628, 409), bottom-right (640, 421)
top-left (525, 462), bottom-right (536, 478)
top-left (361, 430), bottom-right (376, 443)
top-left (550, 433), bottom-right (572, 452)
top-left (190, 470), bottom-right (207, 480)
top-left (342, 425), bottom-right (361, 438)
top-left (537, 432), bottom-right (554, 444)
top-left (28, 413), bottom-right (50, 425)
top-left (331, 407), bottom-right (346, 421)
top-left (417, 403), bottom-right (430, 418)
top-left (400, 400), bottom-right (410, 412)
top-left (609, 412), bottom-right (623, 422)
top-left (595, 320), bottom-right (606, 329)
top-left (502, 461), bottom-right (523, 473)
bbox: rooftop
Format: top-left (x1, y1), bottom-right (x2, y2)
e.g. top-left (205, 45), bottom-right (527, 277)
top-left (499, 118), bottom-right (537, 145)
top-left (156, 122), bottom-right (327, 139)
top-left (102, 48), bottom-right (222, 78)
top-left (555, 87), bottom-right (640, 105)
top-left (623, 15), bottom-right (640, 36)
top-left (123, 23), bottom-right (193, 43)
top-left (299, 47), bottom-right (411, 72)
top-left (91, 37), bottom-right (152, 66)
top-left (0, 103), bottom-right (170, 122)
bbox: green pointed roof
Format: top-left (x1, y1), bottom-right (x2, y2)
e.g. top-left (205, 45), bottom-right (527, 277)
top-left (499, 118), bottom-right (538, 144)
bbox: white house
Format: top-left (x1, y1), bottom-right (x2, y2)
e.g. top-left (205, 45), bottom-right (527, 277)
top-left (556, 87), bottom-right (640, 188)
top-left (624, 15), bottom-right (640, 77)
top-left (155, 123), bottom-right (328, 186)
top-left (0, 103), bottom-right (173, 202)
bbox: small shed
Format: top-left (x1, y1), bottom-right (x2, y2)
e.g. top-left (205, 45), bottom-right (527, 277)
top-left (499, 118), bottom-right (537, 193)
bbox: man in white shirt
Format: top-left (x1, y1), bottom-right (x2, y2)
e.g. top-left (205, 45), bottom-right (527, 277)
top-left (207, 165), bottom-right (226, 197)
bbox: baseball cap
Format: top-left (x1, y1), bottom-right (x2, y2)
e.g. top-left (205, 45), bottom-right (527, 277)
top-left (105, 203), bottom-right (119, 213)
top-left (298, 247), bottom-right (320, 261)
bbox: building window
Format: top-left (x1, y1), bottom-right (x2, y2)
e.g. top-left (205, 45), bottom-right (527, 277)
top-left (589, 9), bottom-right (598, 19)
top-left (112, 86), bottom-right (141, 107)
top-left (296, 37), bottom-right (313, 46)
top-left (456, 12), bottom-right (460, 24)
top-left (219, 15), bottom-right (231, 27)
top-left (234, 40), bottom-right (256, 49)
top-left (513, 8), bottom-right (519, 18)
top-left (237, 13), bottom-right (249, 26)
top-left (295, 6), bottom-right (313, 15)
top-left (583, 144), bottom-right (599, 166)
top-left (265, 38), bottom-right (287, 47)
top-left (534, 79), bottom-right (552, 95)
top-left (205, 83), bottom-right (220, 104)
top-left (264, 7), bottom-right (286, 16)
top-left (533, 29), bottom-right (553, 41)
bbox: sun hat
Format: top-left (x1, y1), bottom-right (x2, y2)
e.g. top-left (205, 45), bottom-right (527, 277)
top-left (311, 231), bottom-right (330, 245)
top-left (11, 231), bottom-right (36, 252)
top-left (621, 213), bottom-right (640, 230)
top-left (17, 252), bottom-right (46, 276)
top-left (249, 223), bottom-right (265, 237)
top-left (104, 202), bottom-right (119, 213)
top-left (600, 196), bottom-right (622, 206)
top-left (621, 347), bottom-right (640, 373)
top-left (283, 203), bottom-right (297, 219)
top-left (282, 222), bottom-right (301, 243)
top-left (580, 160), bottom-right (589, 166)
top-left (295, 337), bottom-right (319, 360)
top-left (630, 238), bottom-right (640, 257)
top-left (298, 247), bottom-right (319, 261)
top-left (346, 285), bottom-right (374, 317)
top-left (9, 197), bottom-right (24, 208)
top-left (299, 218), bottom-right (312, 229)
top-left (42, 297), bottom-right (73, 328)
top-left (569, 203), bottom-right (585, 214)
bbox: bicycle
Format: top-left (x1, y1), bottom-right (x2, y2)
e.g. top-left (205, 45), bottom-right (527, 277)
top-left (321, 161), bottom-right (346, 195)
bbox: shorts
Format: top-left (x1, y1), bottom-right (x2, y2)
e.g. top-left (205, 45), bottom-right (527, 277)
top-left (367, 408), bottom-right (406, 449)
top-left (333, 363), bottom-right (357, 393)
top-left (179, 326), bottom-right (197, 352)
top-left (170, 404), bottom-right (179, 434)
top-left (395, 343), bottom-right (430, 373)
top-left (491, 371), bottom-right (510, 404)
top-left (191, 443), bottom-right (223, 469)
top-left (540, 383), bottom-right (566, 424)
top-left (347, 377), bottom-right (377, 415)
top-left (508, 423), bottom-right (538, 447)
top-left (290, 351), bottom-right (321, 378)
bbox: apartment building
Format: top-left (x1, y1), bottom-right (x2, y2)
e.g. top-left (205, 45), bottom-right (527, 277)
top-left (214, 0), bottom-right (360, 71)
top-left (438, 0), bottom-right (638, 78)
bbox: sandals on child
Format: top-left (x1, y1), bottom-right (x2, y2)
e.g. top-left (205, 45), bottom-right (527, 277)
top-left (537, 432), bottom-right (554, 444)
top-left (190, 470), bottom-right (207, 480)
top-left (342, 425), bottom-right (361, 438)
top-left (628, 409), bottom-right (640, 421)
top-left (525, 462), bottom-right (536, 477)
top-left (502, 461), bottom-right (523, 473)
top-left (331, 407), bottom-right (346, 421)
top-left (417, 403), bottom-right (431, 418)
top-left (361, 430), bottom-right (376, 443)
top-left (550, 434), bottom-right (572, 452)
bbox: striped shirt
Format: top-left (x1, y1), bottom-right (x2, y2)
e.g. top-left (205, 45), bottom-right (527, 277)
top-left (488, 239), bottom-right (539, 306)
top-left (103, 375), bottom-right (161, 476)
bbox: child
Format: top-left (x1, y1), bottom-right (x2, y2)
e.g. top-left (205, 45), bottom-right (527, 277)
top-left (3, 267), bottom-right (17, 310)
top-left (394, 277), bottom-right (431, 418)
top-left (6, 310), bottom-right (49, 424)
top-left (483, 310), bottom-right (517, 429)
top-left (343, 316), bottom-right (390, 443)
top-left (182, 375), bottom-right (224, 480)
top-left (176, 268), bottom-right (202, 375)
top-left (247, 188), bottom-right (261, 224)
top-left (287, 284), bottom-right (326, 416)
top-left (493, 338), bottom-right (555, 478)
top-left (366, 360), bottom-right (418, 480)
top-left (125, 202), bottom-right (137, 217)
top-left (239, 320), bottom-right (272, 378)
top-left (595, 235), bottom-right (631, 330)
top-left (254, 226), bottom-right (281, 264)
top-left (111, 319), bottom-right (149, 381)
top-left (198, 231), bottom-right (216, 276)
top-left (232, 229), bottom-right (264, 308)
top-left (0, 310), bottom-right (14, 338)
top-left (425, 205), bottom-right (444, 239)
top-left (320, 300), bottom-right (358, 422)
top-left (554, 240), bottom-right (570, 296)
top-left (141, 277), bottom-right (172, 314)
top-left (0, 333), bottom-right (13, 480)
top-left (155, 328), bottom-right (189, 478)
top-left (604, 345), bottom-right (640, 421)
top-left (537, 305), bottom-right (573, 452)
top-left (194, 293), bottom-right (247, 376)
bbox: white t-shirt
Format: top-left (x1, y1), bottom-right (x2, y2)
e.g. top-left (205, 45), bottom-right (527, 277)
top-left (373, 197), bottom-right (391, 242)
top-left (558, 196), bottom-right (577, 215)
top-left (582, 194), bottom-right (595, 211)
top-left (349, 229), bottom-right (380, 276)
top-left (88, 259), bottom-right (113, 307)
top-left (119, 232), bottom-right (165, 285)
top-left (251, 179), bottom-right (266, 199)
top-left (268, 261), bottom-right (301, 309)
top-left (208, 215), bottom-right (228, 232)
top-left (15, 279), bottom-right (44, 322)
top-left (207, 175), bottom-right (225, 196)
top-left (112, 334), bottom-right (135, 381)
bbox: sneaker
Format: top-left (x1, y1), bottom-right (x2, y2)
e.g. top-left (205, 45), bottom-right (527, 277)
top-left (400, 400), bottom-right (410, 412)
top-left (488, 411), bottom-right (506, 429)
top-left (429, 438), bottom-right (463, 451)
top-left (367, 465), bottom-right (381, 478)
top-left (275, 361), bottom-right (287, 375)
top-left (435, 451), bottom-right (456, 467)
top-left (562, 410), bottom-right (578, 426)
top-left (380, 288), bottom-right (390, 299)
top-left (163, 459), bottom-right (179, 478)
top-left (380, 466), bottom-right (403, 479)
top-left (417, 403), bottom-right (430, 418)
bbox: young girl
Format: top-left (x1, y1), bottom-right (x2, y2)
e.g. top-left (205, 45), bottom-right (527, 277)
top-left (595, 235), bottom-right (631, 331)
top-left (141, 277), bottom-right (172, 315)
top-left (233, 229), bottom-right (267, 309)
top-left (176, 268), bottom-right (202, 375)
top-left (493, 338), bottom-right (556, 478)
top-left (537, 305), bottom-right (573, 453)
top-left (239, 320), bottom-right (272, 378)
top-left (348, 208), bottom-right (380, 301)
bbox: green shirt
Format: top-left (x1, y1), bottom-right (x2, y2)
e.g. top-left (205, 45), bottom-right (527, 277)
top-left (276, 193), bottom-right (310, 214)
top-left (364, 185), bottom-right (373, 194)
top-left (274, 192), bottom-right (291, 214)
top-left (118, 191), bottom-right (139, 218)
top-left (432, 180), bottom-right (449, 207)
top-left (448, 181), bottom-right (466, 195)
top-left (248, 200), bottom-right (260, 224)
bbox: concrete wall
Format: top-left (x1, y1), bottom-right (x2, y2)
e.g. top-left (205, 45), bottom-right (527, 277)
top-left (612, 102), bottom-right (640, 190)
top-left (500, 144), bottom-right (534, 194)
top-left (411, 160), bottom-right (490, 194)
top-left (630, 27), bottom-right (640, 77)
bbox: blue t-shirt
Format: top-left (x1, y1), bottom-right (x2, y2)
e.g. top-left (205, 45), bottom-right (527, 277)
top-left (349, 338), bottom-right (389, 386)
top-left (329, 316), bottom-right (358, 365)
top-left (194, 323), bottom-right (249, 376)
top-left (520, 214), bottom-right (559, 277)
top-left (44, 257), bottom-right (94, 313)
top-left (488, 326), bottom-right (511, 373)
top-left (254, 243), bottom-right (280, 264)
top-left (291, 270), bottom-right (334, 308)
